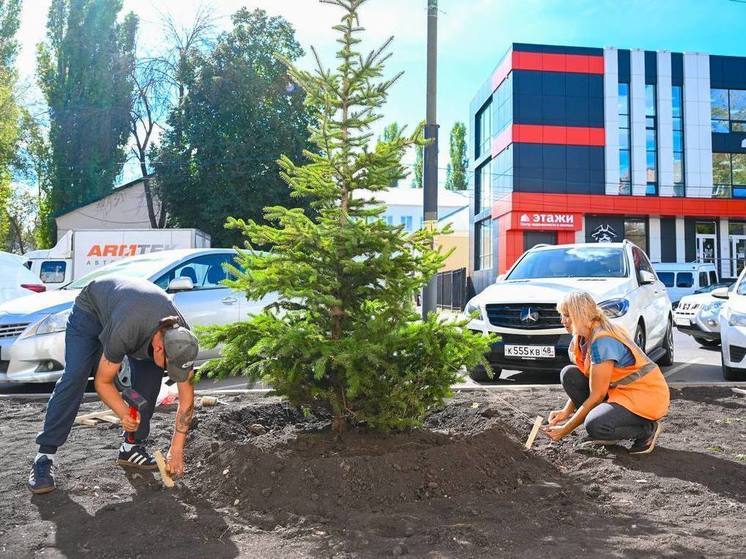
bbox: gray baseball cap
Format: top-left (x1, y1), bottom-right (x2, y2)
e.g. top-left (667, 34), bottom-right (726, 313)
top-left (163, 325), bottom-right (199, 382)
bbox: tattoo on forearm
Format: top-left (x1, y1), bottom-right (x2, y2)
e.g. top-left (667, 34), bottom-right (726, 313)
top-left (176, 404), bottom-right (194, 434)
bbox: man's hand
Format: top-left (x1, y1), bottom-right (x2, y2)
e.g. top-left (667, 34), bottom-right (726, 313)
top-left (542, 424), bottom-right (568, 442)
top-left (119, 410), bottom-right (140, 432)
top-left (166, 447), bottom-right (185, 477)
top-left (547, 409), bottom-right (571, 426)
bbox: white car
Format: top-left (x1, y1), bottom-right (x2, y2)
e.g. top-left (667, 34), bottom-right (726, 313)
top-left (673, 282), bottom-right (734, 347)
top-left (464, 241), bottom-right (674, 381)
top-left (717, 271), bottom-right (746, 381)
top-left (0, 249), bottom-right (276, 384)
top-left (0, 251), bottom-right (46, 303)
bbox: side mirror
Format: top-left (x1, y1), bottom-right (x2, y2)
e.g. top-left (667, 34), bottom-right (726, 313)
top-left (711, 287), bottom-right (730, 300)
top-left (639, 270), bottom-right (657, 285)
top-left (168, 277), bottom-right (194, 292)
top-left (495, 274), bottom-right (506, 283)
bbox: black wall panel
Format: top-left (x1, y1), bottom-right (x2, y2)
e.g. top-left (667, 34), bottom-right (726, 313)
top-left (660, 218), bottom-right (677, 263)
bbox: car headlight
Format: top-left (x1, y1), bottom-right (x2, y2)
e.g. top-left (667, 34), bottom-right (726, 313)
top-left (463, 298), bottom-right (482, 319)
top-left (701, 301), bottom-right (724, 315)
top-left (19, 309), bottom-right (72, 339)
top-left (728, 312), bottom-right (746, 327)
top-left (599, 298), bottom-right (630, 318)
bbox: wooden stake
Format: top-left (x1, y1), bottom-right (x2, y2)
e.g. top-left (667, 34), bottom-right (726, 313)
top-left (76, 418), bottom-right (97, 426)
top-left (731, 387), bottom-right (746, 397)
top-left (154, 450), bottom-right (175, 488)
top-left (524, 415), bottom-right (544, 450)
top-left (76, 410), bottom-right (117, 421)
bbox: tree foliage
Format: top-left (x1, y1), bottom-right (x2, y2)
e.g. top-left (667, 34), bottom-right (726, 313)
top-left (153, 8), bottom-right (312, 246)
top-left (200, 0), bottom-right (491, 432)
top-left (411, 122), bottom-right (424, 188)
top-left (37, 0), bottom-right (138, 223)
top-left (445, 121), bottom-right (467, 191)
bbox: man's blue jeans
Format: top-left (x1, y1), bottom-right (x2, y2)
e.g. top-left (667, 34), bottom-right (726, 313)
top-left (36, 305), bottom-right (163, 453)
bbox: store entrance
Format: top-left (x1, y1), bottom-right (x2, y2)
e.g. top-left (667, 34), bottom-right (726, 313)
top-left (696, 234), bottom-right (717, 264)
top-left (732, 235), bottom-right (746, 276)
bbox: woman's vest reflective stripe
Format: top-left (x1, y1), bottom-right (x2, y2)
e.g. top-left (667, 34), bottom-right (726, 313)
top-left (571, 327), bottom-right (670, 421)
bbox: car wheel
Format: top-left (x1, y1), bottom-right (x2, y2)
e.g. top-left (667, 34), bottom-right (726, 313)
top-left (721, 350), bottom-right (746, 381)
top-left (693, 336), bottom-right (719, 348)
top-left (468, 364), bottom-right (501, 382)
top-left (634, 322), bottom-right (646, 353)
top-left (658, 319), bottom-right (674, 366)
top-left (115, 357), bottom-right (132, 391)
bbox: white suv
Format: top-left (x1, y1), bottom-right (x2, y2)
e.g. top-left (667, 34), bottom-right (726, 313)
top-left (716, 269), bottom-right (746, 380)
top-left (464, 241), bottom-right (674, 381)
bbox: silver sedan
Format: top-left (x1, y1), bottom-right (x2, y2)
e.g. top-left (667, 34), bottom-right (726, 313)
top-left (0, 248), bottom-right (275, 384)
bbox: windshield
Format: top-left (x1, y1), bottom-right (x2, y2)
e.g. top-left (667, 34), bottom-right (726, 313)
top-left (507, 247), bottom-right (627, 280)
top-left (65, 255), bottom-right (171, 290)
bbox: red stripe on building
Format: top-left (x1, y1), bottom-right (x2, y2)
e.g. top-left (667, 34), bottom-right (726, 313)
top-left (512, 124), bottom-right (605, 146)
top-left (512, 51), bottom-right (604, 75)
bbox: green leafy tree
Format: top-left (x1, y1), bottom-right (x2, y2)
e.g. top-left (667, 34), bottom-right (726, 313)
top-left (379, 122), bottom-right (402, 188)
top-left (200, 0), bottom-right (491, 433)
top-left (445, 121), bottom-right (468, 190)
top-left (37, 0), bottom-right (138, 224)
top-left (153, 8), bottom-right (312, 246)
top-left (0, 0), bottom-right (22, 244)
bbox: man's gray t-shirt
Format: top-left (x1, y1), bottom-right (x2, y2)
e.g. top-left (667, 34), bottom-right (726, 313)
top-left (75, 277), bottom-right (187, 363)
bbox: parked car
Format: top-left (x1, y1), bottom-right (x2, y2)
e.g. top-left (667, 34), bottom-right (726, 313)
top-left (0, 251), bottom-right (46, 304)
top-left (652, 262), bottom-right (718, 306)
top-left (463, 241), bottom-right (673, 381)
top-left (716, 269), bottom-right (746, 380)
top-left (672, 281), bottom-right (734, 347)
top-left (0, 248), bottom-right (276, 384)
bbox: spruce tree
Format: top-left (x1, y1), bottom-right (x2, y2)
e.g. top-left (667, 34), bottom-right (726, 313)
top-left (201, 0), bottom-right (491, 432)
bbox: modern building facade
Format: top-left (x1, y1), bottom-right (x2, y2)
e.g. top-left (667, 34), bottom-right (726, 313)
top-left (469, 43), bottom-right (746, 293)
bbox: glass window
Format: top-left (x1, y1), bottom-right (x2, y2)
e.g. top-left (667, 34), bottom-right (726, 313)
top-left (732, 154), bottom-right (746, 185)
top-left (66, 254), bottom-right (176, 290)
top-left (673, 155), bottom-right (684, 185)
top-left (713, 153), bottom-right (732, 185)
top-left (155, 253), bottom-right (236, 290)
top-left (477, 160), bottom-right (492, 213)
top-left (711, 89), bottom-right (729, 120)
top-left (699, 272), bottom-right (709, 287)
top-left (672, 86), bottom-right (682, 117)
top-left (400, 215), bottom-right (413, 231)
top-left (712, 120), bottom-right (730, 133)
top-left (507, 247), bottom-right (627, 280)
top-left (658, 272), bottom-right (674, 287)
top-left (676, 272), bottom-right (694, 288)
top-left (618, 81), bottom-right (632, 196)
top-left (646, 151), bottom-right (657, 182)
top-left (476, 102), bottom-right (492, 158)
top-left (696, 222), bottom-right (716, 235)
top-left (646, 129), bottom-right (656, 151)
top-left (673, 131), bottom-right (683, 152)
top-left (40, 261), bottom-right (66, 284)
top-left (625, 220), bottom-right (647, 253)
top-left (619, 129), bottom-right (629, 149)
top-left (475, 219), bottom-right (493, 270)
top-left (645, 85), bottom-right (656, 116)
top-left (619, 151), bottom-right (630, 182)
top-left (710, 270), bottom-right (718, 284)
top-left (618, 83), bottom-right (630, 114)
top-left (733, 121), bottom-right (746, 132)
top-left (730, 90), bottom-right (746, 122)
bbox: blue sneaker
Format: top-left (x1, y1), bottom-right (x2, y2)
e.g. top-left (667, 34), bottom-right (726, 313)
top-left (28, 456), bottom-right (56, 494)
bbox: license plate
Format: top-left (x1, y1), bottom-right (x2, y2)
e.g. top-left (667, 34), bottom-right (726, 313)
top-left (674, 316), bottom-right (691, 327)
top-left (504, 345), bottom-right (555, 359)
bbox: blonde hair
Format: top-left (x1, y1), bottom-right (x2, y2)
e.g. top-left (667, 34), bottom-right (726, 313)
top-left (557, 290), bottom-right (629, 341)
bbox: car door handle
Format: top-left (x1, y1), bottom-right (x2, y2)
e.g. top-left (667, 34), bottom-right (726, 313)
top-left (221, 296), bottom-right (238, 305)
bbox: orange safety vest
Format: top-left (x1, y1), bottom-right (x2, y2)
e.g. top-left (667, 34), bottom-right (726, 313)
top-left (571, 327), bottom-right (670, 421)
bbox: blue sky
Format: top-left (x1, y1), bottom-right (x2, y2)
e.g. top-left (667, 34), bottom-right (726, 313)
top-left (15, 0), bottom-right (746, 187)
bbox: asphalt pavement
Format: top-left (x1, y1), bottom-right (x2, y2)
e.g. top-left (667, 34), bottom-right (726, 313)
top-left (0, 329), bottom-right (734, 397)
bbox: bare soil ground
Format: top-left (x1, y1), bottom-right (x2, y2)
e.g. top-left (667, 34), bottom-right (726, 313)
top-left (0, 386), bottom-right (744, 558)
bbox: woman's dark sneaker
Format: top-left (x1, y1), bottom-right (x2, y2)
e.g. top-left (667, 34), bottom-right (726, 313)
top-left (630, 421), bottom-right (663, 455)
top-left (576, 437), bottom-right (622, 449)
top-left (28, 456), bottom-right (56, 494)
top-left (117, 445), bottom-right (158, 470)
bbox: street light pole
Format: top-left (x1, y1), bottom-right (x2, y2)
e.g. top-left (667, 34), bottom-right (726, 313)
top-left (422, 0), bottom-right (438, 319)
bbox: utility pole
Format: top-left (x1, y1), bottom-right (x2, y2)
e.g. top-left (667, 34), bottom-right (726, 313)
top-left (422, 0), bottom-right (439, 318)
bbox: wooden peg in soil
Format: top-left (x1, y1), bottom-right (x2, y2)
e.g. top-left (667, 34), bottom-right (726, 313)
top-left (199, 396), bottom-right (218, 407)
top-left (154, 450), bottom-right (175, 488)
top-left (524, 415), bottom-right (544, 450)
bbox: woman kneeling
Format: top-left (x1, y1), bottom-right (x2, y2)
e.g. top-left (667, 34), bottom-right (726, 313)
top-left (543, 291), bottom-right (669, 454)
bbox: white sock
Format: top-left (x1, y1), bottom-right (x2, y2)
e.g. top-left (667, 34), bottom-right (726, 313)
top-left (35, 453), bottom-right (55, 464)
top-left (121, 442), bottom-right (134, 452)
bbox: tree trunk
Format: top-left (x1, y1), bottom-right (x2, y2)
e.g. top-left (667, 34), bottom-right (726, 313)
top-left (139, 154), bottom-right (159, 228)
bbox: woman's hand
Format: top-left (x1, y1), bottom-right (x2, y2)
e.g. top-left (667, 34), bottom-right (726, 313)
top-left (547, 409), bottom-right (571, 426)
top-left (542, 424), bottom-right (568, 442)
